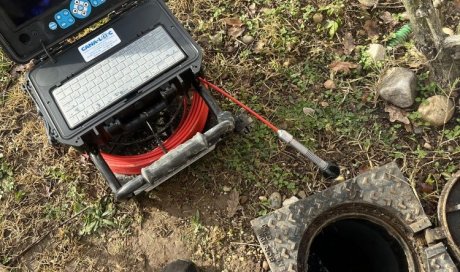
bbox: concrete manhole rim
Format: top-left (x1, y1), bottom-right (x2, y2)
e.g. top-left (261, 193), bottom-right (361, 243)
top-left (297, 203), bottom-right (420, 272)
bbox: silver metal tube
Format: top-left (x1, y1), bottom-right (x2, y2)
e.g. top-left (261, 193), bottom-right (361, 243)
top-left (277, 130), bottom-right (328, 170)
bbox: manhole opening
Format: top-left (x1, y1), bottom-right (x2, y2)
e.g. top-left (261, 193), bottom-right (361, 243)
top-left (307, 218), bottom-right (409, 272)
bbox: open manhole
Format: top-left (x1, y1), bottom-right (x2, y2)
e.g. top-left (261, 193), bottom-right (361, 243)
top-left (298, 204), bottom-right (421, 272)
top-left (252, 163), bottom-right (458, 272)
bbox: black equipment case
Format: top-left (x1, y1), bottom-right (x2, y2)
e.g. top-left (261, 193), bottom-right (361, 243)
top-left (0, 0), bottom-right (234, 199)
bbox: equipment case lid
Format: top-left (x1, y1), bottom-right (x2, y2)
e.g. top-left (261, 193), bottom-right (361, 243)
top-left (0, 0), bottom-right (130, 63)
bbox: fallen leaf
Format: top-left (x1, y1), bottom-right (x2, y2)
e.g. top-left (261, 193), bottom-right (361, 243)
top-left (227, 190), bottom-right (240, 218)
top-left (254, 40), bottom-right (266, 53)
top-left (11, 61), bottom-right (34, 77)
top-left (384, 104), bottom-right (411, 125)
top-left (223, 17), bottom-right (244, 27)
top-left (454, 0), bottom-right (460, 11)
top-left (303, 107), bottom-right (316, 116)
top-left (343, 32), bottom-right (356, 55)
top-left (228, 26), bottom-right (245, 38)
top-left (380, 11), bottom-right (398, 27)
top-left (323, 79), bottom-right (336, 89)
top-left (419, 182), bottom-right (434, 194)
top-left (363, 20), bottom-right (379, 38)
top-left (329, 61), bottom-right (359, 73)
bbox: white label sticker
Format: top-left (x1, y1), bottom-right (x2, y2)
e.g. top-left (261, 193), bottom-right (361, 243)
top-left (78, 28), bottom-right (121, 62)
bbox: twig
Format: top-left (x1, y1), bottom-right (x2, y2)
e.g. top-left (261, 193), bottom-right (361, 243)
top-left (8, 206), bottom-right (90, 266)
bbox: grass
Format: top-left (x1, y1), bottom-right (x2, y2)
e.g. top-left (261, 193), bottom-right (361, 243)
top-left (0, 0), bottom-right (459, 270)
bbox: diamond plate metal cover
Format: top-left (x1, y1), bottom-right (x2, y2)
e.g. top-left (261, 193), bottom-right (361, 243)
top-left (251, 162), bottom-right (433, 272)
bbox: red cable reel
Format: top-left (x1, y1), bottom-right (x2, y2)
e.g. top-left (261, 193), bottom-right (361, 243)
top-left (101, 91), bottom-right (209, 175)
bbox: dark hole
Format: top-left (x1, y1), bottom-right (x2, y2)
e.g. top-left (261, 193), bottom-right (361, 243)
top-left (19, 33), bottom-right (31, 44)
top-left (307, 219), bottom-right (409, 272)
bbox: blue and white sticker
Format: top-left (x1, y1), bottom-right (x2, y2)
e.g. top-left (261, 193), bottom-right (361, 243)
top-left (78, 28), bottom-right (121, 62)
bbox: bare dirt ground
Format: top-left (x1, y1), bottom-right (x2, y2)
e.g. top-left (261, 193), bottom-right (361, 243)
top-left (1, 0), bottom-right (460, 271)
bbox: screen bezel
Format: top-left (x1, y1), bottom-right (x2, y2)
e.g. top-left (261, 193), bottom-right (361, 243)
top-left (0, 0), bottom-right (130, 63)
top-left (0, 1), bottom-right (68, 28)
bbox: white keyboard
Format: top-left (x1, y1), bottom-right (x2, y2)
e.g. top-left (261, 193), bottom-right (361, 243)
top-left (52, 26), bottom-right (186, 128)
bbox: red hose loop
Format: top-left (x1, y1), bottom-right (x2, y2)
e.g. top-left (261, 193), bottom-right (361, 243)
top-left (101, 92), bottom-right (209, 175)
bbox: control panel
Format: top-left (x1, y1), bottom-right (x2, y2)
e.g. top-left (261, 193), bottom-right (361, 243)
top-left (49, 0), bottom-right (106, 30)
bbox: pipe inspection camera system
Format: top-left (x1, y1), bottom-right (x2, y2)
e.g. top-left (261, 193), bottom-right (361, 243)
top-left (0, 0), bottom-right (339, 200)
top-left (0, 0), bottom-right (235, 199)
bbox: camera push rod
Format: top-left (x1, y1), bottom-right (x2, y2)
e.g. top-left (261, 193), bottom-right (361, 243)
top-left (198, 77), bottom-right (340, 179)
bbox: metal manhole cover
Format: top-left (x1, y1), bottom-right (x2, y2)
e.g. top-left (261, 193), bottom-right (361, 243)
top-left (251, 163), bottom-right (434, 272)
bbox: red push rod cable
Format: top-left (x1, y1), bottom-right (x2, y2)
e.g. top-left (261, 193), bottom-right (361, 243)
top-left (198, 77), bottom-right (279, 133)
top-left (101, 92), bottom-right (209, 175)
top-left (199, 77), bottom-right (340, 179)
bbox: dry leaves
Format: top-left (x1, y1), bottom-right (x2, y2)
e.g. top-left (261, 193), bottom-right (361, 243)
top-left (384, 104), bottom-right (411, 125)
top-left (343, 32), bottom-right (356, 55)
top-left (329, 61), bottom-right (359, 74)
top-left (323, 79), bottom-right (336, 89)
top-left (223, 18), bottom-right (243, 27)
top-left (11, 61), bottom-right (34, 77)
top-left (223, 17), bottom-right (245, 39)
top-left (363, 20), bottom-right (379, 38)
top-left (454, 0), bottom-right (460, 11)
top-left (254, 40), bottom-right (266, 53)
top-left (228, 27), bottom-right (245, 38)
top-left (226, 190), bottom-right (240, 218)
top-left (380, 11), bottom-right (398, 28)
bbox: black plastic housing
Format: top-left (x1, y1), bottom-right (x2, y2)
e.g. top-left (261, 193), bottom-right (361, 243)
top-left (25, 0), bottom-right (202, 147)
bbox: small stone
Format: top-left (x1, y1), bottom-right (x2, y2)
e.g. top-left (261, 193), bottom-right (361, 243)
top-left (269, 192), bottom-right (282, 209)
top-left (443, 27), bottom-right (455, 36)
top-left (424, 142), bottom-right (433, 150)
top-left (259, 196), bottom-right (268, 202)
top-left (367, 44), bottom-right (386, 62)
top-left (283, 196), bottom-right (299, 207)
top-left (242, 35), bottom-right (255, 44)
top-left (418, 95), bottom-right (455, 126)
top-left (312, 13), bottom-right (323, 24)
top-left (223, 186), bottom-right (232, 192)
top-left (323, 79), bottom-right (336, 89)
top-left (262, 260), bottom-right (270, 270)
top-left (359, 0), bottom-right (378, 7)
top-left (298, 190), bottom-right (307, 199)
top-left (378, 67), bottom-right (417, 108)
top-left (303, 107), bottom-right (316, 116)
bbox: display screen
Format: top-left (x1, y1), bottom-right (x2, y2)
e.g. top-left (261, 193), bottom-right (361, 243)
top-left (0, 0), bottom-right (65, 26)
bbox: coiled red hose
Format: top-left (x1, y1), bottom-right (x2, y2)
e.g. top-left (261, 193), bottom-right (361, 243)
top-left (101, 91), bottom-right (209, 175)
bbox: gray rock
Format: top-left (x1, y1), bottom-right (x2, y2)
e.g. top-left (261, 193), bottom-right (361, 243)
top-left (378, 67), bottom-right (417, 108)
top-left (418, 95), bottom-right (455, 126)
top-left (283, 196), bottom-right (299, 207)
top-left (269, 192), bottom-right (282, 209)
top-left (368, 44), bottom-right (386, 62)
